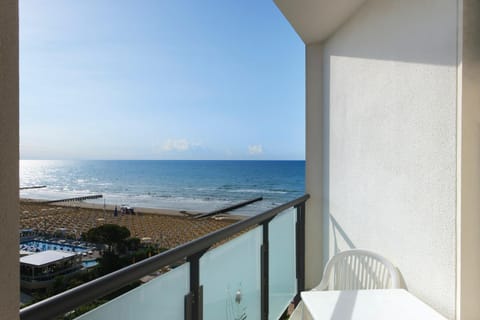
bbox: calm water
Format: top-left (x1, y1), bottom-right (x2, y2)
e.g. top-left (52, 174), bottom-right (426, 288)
top-left (20, 160), bottom-right (305, 216)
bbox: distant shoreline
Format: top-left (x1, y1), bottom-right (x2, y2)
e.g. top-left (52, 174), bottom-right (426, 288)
top-left (20, 198), bottom-right (246, 221)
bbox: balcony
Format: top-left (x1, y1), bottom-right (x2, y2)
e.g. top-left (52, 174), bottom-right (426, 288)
top-left (1, 0), bottom-right (477, 318)
top-left (20, 195), bottom-right (309, 320)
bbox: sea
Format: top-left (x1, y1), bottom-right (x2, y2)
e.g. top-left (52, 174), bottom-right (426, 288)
top-left (20, 160), bottom-right (305, 216)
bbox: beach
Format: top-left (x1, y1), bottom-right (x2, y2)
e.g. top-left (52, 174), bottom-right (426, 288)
top-left (19, 160), bottom-right (304, 249)
top-left (20, 199), bottom-right (242, 249)
top-left (20, 160), bottom-right (305, 216)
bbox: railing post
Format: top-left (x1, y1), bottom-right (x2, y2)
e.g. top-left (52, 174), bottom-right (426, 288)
top-left (185, 250), bottom-right (207, 320)
top-left (261, 221), bottom-right (270, 320)
top-left (294, 202), bottom-right (306, 305)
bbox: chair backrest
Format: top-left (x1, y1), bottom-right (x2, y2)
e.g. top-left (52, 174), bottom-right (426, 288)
top-left (313, 249), bottom-right (400, 291)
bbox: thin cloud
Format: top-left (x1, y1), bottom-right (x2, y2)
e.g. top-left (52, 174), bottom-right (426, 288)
top-left (163, 139), bottom-right (191, 152)
top-left (248, 144), bottom-right (263, 155)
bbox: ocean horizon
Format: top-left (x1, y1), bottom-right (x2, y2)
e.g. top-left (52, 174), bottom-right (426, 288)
top-left (20, 160), bottom-right (305, 216)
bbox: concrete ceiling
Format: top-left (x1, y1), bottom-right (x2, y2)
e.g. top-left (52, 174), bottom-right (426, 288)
top-left (274, 0), bottom-right (367, 44)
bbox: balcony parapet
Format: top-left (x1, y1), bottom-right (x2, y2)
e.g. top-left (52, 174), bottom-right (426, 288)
top-left (20, 194), bottom-right (310, 320)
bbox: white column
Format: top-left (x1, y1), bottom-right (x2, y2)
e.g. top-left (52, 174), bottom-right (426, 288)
top-left (305, 42), bottom-right (324, 288)
top-left (0, 1), bottom-right (19, 318)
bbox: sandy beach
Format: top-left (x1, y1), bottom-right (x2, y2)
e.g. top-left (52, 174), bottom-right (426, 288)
top-left (20, 199), bottom-right (243, 249)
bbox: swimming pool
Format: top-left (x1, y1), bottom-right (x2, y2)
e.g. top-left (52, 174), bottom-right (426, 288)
top-left (82, 260), bottom-right (98, 268)
top-left (20, 240), bottom-right (89, 253)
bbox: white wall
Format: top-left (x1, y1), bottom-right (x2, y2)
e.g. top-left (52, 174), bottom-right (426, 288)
top-left (322, 0), bottom-right (458, 318)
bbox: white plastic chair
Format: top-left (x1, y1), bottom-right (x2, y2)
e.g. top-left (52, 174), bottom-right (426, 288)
top-left (289, 249), bottom-right (400, 319)
top-left (313, 249), bottom-right (400, 290)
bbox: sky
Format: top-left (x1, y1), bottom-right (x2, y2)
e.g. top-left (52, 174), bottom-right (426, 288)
top-left (19, 0), bottom-right (305, 160)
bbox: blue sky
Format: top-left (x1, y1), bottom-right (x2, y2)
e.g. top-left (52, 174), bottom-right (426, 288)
top-left (20, 0), bottom-right (305, 160)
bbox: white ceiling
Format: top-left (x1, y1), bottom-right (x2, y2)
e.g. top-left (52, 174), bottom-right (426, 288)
top-left (274, 0), bottom-right (367, 44)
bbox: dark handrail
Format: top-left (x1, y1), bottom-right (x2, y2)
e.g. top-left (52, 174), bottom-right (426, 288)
top-left (20, 194), bottom-right (309, 320)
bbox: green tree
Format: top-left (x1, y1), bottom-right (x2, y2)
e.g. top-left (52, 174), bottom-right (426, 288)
top-left (47, 275), bottom-right (66, 296)
top-left (84, 224), bottom-right (131, 253)
top-left (123, 237), bottom-right (141, 253)
top-left (98, 252), bottom-right (124, 275)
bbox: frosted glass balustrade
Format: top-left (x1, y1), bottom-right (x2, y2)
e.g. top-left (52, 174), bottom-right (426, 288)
top-left (200, 226), bottom-right (263, 320)
top-left (75, 263), bottom-right (189, 320)
top-left (268, 208), bottom-right (297, 320)
top-left (73, 209), bottom-right (299, 320)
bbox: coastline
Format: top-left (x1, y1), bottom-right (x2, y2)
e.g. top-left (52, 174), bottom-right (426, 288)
top-left (20, 198), bottom-right (244, 249)
top-left (20, 198), bottom-right (247, 221)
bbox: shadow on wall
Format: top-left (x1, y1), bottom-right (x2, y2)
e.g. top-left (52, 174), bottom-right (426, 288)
top-left (325, 0), bottom-right (458, 67)
top-left (328, 214), bottom-right (408, 289)
top-left (320, 0), bottom-right (455, 294)
top-left (329, 214), bottom-right (356, 254)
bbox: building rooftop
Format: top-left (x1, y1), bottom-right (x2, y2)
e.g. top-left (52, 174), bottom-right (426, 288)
top-left (20, 250), bottom-right (77, 267)
top-left (20, 250), bottom-right (34, 257)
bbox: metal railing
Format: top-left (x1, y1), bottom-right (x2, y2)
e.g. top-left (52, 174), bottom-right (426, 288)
top-left (20, 194), bottom-right (309, 320)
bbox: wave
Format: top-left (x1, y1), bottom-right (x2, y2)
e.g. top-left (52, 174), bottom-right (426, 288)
top-left (19, 160), bottom-right (305, 215)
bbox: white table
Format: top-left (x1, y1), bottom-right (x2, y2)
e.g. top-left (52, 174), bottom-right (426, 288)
top-left (300, 289), bottom-right (447, 320)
